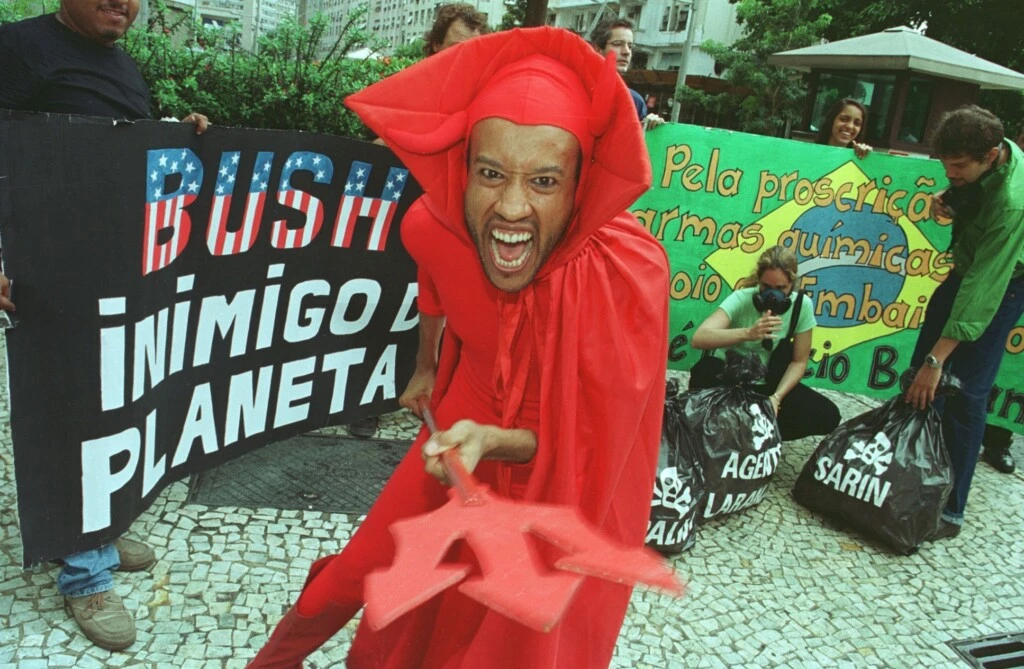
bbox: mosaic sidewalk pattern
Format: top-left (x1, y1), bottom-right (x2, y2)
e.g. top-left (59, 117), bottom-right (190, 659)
top-left (1, 353), bottom-right (1022, 668)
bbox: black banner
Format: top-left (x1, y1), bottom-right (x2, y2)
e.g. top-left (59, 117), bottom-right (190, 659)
top-left (0, 112), bottom-right (422, 566)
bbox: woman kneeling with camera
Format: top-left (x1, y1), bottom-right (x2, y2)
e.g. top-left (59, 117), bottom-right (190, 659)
top-left (690, 245), bottom-right (841, 441)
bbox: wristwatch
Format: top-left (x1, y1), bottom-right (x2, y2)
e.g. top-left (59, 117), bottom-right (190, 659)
top-left (924, 354), bottom-right (942, 369)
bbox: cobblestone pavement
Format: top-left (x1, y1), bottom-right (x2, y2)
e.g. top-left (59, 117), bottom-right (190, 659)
top-left (1, 354), bottom-right (1022, 667)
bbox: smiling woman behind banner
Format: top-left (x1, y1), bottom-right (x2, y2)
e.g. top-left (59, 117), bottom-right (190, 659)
top-left (816, 98), bottom-right (873, 159)
top-left (689, 245), bottom-right (841, 441)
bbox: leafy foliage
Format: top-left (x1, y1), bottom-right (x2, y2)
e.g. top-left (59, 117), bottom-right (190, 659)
top-left (822, 0), bottom-right (1020, 70)
top-left (123, 3), bottom-right (414, 138)
top-left (392, 38), bottom-right (427, 60)
top-left (687, 0), bottom-right (1022, 136)
top-left (820, 0), bottom-right (1023, 132)
top-left (0, 0), bottom-right (57, 24)
top-left (675, 86), bottom-right (743, 131)
top-left (696, 0), bottom-right (832, 136)
top-left (500, 0), bottom-right (528, 30)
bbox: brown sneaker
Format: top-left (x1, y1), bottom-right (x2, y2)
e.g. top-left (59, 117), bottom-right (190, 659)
top-left (65, 590), bottom-right (136, 651)
top-left (114, 537), bottom-right (156, 572)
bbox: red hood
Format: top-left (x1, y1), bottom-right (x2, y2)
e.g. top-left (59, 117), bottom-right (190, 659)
top-left (345, 26), bottom-right (652, 278)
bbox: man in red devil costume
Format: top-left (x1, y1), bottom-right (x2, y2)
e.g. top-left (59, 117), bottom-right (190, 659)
top-left (248, 27), bottom-right (669, 669)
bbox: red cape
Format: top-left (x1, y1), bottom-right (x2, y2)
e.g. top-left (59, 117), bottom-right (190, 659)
top-left (257, 27), bottom-right (669, 669)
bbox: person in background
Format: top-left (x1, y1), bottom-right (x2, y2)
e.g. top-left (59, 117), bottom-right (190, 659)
top-left (0, 0), bottom-right (208, 651)
top-left (690, 245), bottom-right (841, 441)
top-left (354, 2), bottom-right (488, 436)
top-left (423, 2), bottom-right (487, 56)
top-left (816, 98), bottom-right (872, 159)
top-left (905, 105), bottom-right (1024, 540)
top-left (590, 17), bottom-right (665, 130)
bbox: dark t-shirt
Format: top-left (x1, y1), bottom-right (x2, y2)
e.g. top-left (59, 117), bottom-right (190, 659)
top-left (629, 88), bottom-right (647, 123)
top-left (0, 14), bottom-right (151, 119)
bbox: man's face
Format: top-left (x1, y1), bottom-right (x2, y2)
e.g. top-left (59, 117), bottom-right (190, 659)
top-left (464, 118), bottom-right (579, 293)
top-left (59, 0), bottom-right (140, 46)
top-left (438, 18), bottom-right (481, 52)
top-left (603, 27), bottom-right (634, 74)
top-left (940, 147), bottom-right (999, 187)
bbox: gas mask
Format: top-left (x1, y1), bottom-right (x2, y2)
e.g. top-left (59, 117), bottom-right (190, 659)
top-left (752, 288), bottom-right (791, 316)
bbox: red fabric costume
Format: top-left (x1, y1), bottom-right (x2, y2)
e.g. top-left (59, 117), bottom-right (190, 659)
top-left (249, 27), bottom-right (669, 669)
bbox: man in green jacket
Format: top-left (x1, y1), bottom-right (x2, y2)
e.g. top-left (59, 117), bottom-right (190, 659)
top-left (905, 105), bottom-right (1024, 539)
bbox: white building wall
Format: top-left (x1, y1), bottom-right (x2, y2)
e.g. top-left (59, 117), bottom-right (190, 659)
top-left (254, 0), bottom-right (298, 35)
top-left (547, 0), bottom-right (741, 76)
top-left (305, 0), bottom-right (364, 57)
top-left (692, 0), bottom-right (741, 72)
top-left (139, 0), bottom-right (198, 24)
top-left (195, 0), bottom-right (297, 50)
top-left (197, 0), bottom-right (245, 25)
top-left (307, 0), bottom-right (507, 58)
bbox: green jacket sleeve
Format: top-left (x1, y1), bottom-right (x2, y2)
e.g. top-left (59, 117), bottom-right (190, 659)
top-left (941, 205), bottom-right (1024, 341)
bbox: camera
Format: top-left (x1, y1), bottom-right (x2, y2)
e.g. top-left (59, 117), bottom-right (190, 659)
top-left (752, 287), bottom-right (791, 316)
top-left (938, 183), bottom-right (982, 219)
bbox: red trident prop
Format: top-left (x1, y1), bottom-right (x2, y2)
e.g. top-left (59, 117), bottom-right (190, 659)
top-left (363, 404), bottom-right (684, 633)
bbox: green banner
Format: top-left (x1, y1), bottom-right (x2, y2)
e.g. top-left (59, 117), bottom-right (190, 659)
top-left (635, 124), bottom-right (1024, 434)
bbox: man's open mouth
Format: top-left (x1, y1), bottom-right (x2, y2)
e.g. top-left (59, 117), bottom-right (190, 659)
top-left (490, 229), bottom-right (534, 271)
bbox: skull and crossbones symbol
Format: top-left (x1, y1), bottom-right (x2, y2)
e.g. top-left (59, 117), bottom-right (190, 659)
top-left (749, 403), bottom-right (775, 452)
top-left (843, 431), bottom-right (894, 476)
top-left (651, 466), bottom-right (693, 516)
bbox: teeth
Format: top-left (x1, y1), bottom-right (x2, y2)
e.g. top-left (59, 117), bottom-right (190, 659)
top-left (491, 230), bottom-right (532, 244)
top-left (490, 239), bottom-right (531, 270)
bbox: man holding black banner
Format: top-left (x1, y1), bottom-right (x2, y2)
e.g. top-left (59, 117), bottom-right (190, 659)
top-left (0, 0), bottom-right (207, 651)
top-left (905, 105), bottom-right (1024, 540)
top-left (249, 27), bottom-right (669, 668)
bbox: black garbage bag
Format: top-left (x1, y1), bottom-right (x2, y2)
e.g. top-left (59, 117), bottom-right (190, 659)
top-left (646, 379), bottom-right (705, 554)
top-left (680, 351), bottom-right (782, 524)
top-left (792, 369), bottom-right (958, 554)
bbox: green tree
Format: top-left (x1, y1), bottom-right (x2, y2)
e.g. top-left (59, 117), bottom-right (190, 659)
top-left (0, 0), bottom-right (57, 23)
top-left (821, 0), bottom-right (1024, 130)
top-left (500, 0), bottom-right (527, 30)
top-left (697, 0), bottom-right (832, 135)
top-left (122, 4), bottom-right (413, 138)
top-left (393, 38), bottom-right (426, 60)
top-left (822, 0), bottom-right (1020, 70)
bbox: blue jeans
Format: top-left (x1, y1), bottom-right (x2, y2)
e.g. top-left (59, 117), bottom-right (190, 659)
top-left (57, 543), bottom-right (119, 597)
top-left (912, 272), bottom-right (1024, 525)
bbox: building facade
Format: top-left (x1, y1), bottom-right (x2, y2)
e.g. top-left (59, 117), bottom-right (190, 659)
top-left (144, 0), bottom-right (298, 51)
top-left (546, 0), bottom-right (741, 76)
top-left (303, 0), bottom-right (508, 58)
top-left (372, 0), bottom-right (506, 49)
top-left (209, 0), bottom-right (298, 49)
top-left (298, 0), bottom-right (742, 68)
top-left (301, 0), bottom-right (367, 58)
